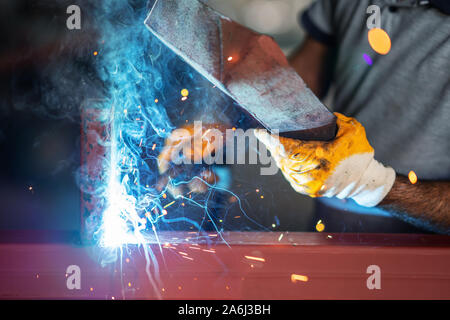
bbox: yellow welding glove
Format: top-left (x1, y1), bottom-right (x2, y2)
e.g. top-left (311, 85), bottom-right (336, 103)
top-left (254, 113), bottom-right (396, 207)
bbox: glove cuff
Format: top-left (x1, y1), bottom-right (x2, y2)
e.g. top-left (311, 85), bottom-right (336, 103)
top-left (351, 159), bottom-right (396, 207)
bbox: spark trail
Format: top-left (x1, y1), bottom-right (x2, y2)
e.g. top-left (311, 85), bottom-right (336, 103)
top-left (89, 0), bottom-right (260, 297)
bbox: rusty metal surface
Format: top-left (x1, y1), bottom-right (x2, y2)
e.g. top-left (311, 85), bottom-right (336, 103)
top-left (1, 232), bottom-right (450, 299)
top-left (144, 0), bottom-right (336, 140)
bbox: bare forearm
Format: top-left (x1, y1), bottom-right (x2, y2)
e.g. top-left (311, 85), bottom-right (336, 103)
top-left (288, 36), bottom-right (330, 98)
top-left (379, 176), bottom-right (450, 234)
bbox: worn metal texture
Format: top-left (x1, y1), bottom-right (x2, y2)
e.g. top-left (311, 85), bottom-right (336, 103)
top-left (144, 0), bottom-right (336, 141)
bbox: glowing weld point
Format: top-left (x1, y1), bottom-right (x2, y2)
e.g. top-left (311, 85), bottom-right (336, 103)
top-left (128, 282), bottom-right (132, 287)
top-left (162, 209), bottom-right (168, 216)
top-left (278, 233), bottom-right (284, 241)
top-left (181, 96), bottom-right (187, 101)
top-left (245, 256), bottom-right (265, 263)
top-left (154, 98), bottom-right (159, 103)
top-left (227, 56), bottom-right (233, 62)
top-left (152, 143), bottom-right (156, 151)
top-left (93, 51), bottom-right (98, 56)
top-left (408, 171), bottom-right (418, 184)
top-left (291, 274), bottom-right (309, 283)
top-left (90, 287), bottom-right (93, 292)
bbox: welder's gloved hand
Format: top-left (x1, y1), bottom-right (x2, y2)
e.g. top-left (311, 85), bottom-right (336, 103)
top-left (254, 113), bottom-right (396, 207)
top-left (157, 123), bottom-right (225, 196)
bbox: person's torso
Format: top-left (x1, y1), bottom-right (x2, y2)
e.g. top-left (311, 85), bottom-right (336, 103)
top-left (331, 0), bottom-right (450, 180)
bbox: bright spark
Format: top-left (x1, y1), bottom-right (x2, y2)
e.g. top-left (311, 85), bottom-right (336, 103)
top-left (163, 201), bottom-right (175, 209)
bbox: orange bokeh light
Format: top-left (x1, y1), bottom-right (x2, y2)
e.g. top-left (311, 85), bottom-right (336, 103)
top-left (368, 28), bottom-right (391, 55)
top-left (244, 255), bottom-right (265, 263)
